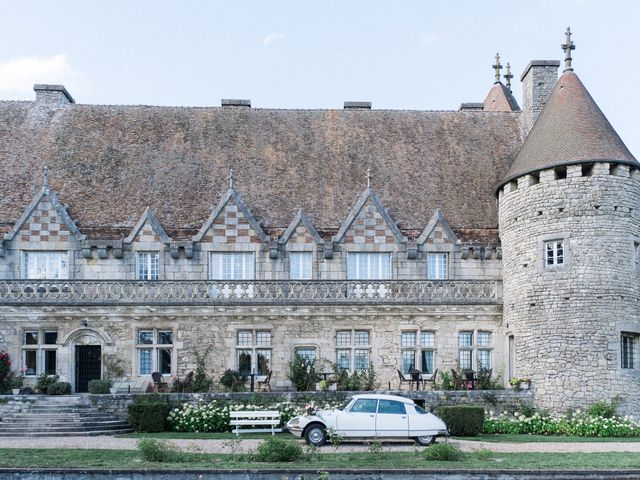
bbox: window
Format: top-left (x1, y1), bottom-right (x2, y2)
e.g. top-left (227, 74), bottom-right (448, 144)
top-left (378, 400), bottom-right (406, 414)
top-left (23, 252), bottom-right (68, 279)
top-left (335, 329), bottom-right (370, 371)
top-left (290, 252), bottom-right (312, 280)
top-left (22, 329), bottom-right (58, 376)
top-left (236, 330), bottom-right (271, 375)
top-left (458, 330), bottom-right (492, 371)
top-left (401, 330), bottom-right (436, 374)
top-left (347, 253), bottom-right (391, 280)
top-left (621, 333), bottom-right (637, 369)
top-left (137, 252), bottom-right (159, 280)
top-left (136, 329), bottom-right (173, 375)
top-left (294, 347), bottom-right (317, 363)
top-left (427, 253), bottom-right (447, 280)
top-left (350, 398), bottom-right (378, 413)
top-left (210, 253), bottom-right (255, 280)
top-left (634, 241), bottom-right (640, 267)
top-left (545, 240), bottom-right (564, 267)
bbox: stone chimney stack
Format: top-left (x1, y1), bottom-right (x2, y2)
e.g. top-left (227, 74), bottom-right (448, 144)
top-left (33, 84), bottom-right (75, 105)
top-left (520, 60), bottom-right (559, 131)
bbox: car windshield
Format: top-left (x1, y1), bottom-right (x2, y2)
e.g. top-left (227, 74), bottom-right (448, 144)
top-left (339, 398), bottom-right (354, 411)
top-left (414, 405), bottom-right (429, 415)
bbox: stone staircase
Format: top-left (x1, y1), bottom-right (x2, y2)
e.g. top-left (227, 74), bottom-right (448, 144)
top-left (0, 400), bottom-right (132, 436)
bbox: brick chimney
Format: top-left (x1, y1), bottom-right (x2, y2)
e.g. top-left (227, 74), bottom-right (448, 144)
top-left (33, 84), bottom-right (75, 105)
top-left (520, 61), bottom-right (559, 131)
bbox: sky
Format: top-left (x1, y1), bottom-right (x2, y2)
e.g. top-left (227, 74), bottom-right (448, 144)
top-left (0, 0), bottom-right (638, 154)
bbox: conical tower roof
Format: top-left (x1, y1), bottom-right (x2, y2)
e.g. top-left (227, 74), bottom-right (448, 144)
top-left (483, 82), bottom-right (520, 112)
top-left (498, 72), bottom-right (637, 189)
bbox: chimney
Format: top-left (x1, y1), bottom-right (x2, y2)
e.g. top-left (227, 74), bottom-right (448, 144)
top-left (33, 84), bottom-right (75, 105)
top-left (221, 99), bottom-right (251, 108)
top-left (343, 101), bottom-right (371, 110)
top-left (458, 102), bottom-right (484, 111)
top-left (520, 61), bottom-right (560, 131)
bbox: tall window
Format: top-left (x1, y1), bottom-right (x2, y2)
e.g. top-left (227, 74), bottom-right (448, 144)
top-left (23, 252), bottom-right (68, 279)
top-left (236, 330), bottom-right (271, 375)
top-left (210, 253), bottom-right (255, 280)
top-left (545, 240), bottom-right (564, 267)
top-left (22, 330), bottom-right (58, 376)
top-left (427, 253), bottom-right (447, 280)
top-left (137, 329), bottom-right (173, 375)
top-left (335, 329), bottom-right (370, 371)
top-left (290, 252), bottom-right (312, 280)
top-left (294, 347), bottom-right (317, 363)
top-left (401, 330), bottom-right (436, 374)
top-left (458, 330), bottom-right (492, 371)
top-left (621, 333), bottom-right (637, 369)
top-left (137, 252), bottom-right (159, 280)
top-left (347, 253), bottom-right (391, 280)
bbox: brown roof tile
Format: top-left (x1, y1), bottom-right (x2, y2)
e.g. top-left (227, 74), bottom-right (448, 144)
top-left (483, 83), bottom-right (520, 112)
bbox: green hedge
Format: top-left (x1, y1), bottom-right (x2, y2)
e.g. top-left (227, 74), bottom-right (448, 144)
top-left (88, 379), bottom-right (111, 394)
top-left (128, 396), bottom-right (170, 432)
top-left (46, 382), bottom-right (71, 395)
top-left (435, 405), bottom-right (485, 436)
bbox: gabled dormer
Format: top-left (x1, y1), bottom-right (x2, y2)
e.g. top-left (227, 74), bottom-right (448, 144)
top-left (124, 207), bottom-right (172, 247)
top-left (416, 209), bottom-right (458, 247)
top-left (279, 209), bottom-right (322, 247)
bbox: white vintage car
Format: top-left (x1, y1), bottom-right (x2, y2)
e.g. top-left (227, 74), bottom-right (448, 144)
top-left (286, 394), bottom-right (448, 446)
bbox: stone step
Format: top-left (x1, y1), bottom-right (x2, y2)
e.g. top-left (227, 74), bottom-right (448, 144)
top-left (0, 429), bottom-right (132, 437)
top-left (0, 423), bottom-right (131, 433)
top-left (1, 418), bottom-right (128, 427)
top-left (7, 412), bottom-right (114, 419)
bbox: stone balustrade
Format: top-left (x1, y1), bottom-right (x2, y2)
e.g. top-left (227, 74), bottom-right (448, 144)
top-left (0, 279), bottom-right (501, 306)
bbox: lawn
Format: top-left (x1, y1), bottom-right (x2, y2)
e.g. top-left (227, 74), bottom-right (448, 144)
top-left (1, 449), bottom-right (640, 470)
top-left (457, 434), bottom-right (640, 443)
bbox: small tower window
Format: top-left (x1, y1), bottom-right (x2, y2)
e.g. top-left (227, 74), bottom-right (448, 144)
top-left (621, 332), bottom-right (638, 369)
top-left (581, 163), bottom-right (594, 177)
top-left (554, 166), bottom-right (567, 180)
top-left (545, 240), bottom-right (564, 267)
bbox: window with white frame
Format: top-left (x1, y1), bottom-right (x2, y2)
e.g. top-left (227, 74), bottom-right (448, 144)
top-left (22, 329), bottom-right (58, 377)
top-left (289, 252), bottom-right (312, 280)
top-left (210, 252), bottom-right (255, 280)
top-left (335, 329), bottom-right (370, 371)
top-left (347, 253), bottom-right (391, 280)
top-left (621, 332), bottom-right (638, 369)
top-left (23, 251), bottom-right (68, 279)
top-left (236, 330), bottom-right (271, 375)
top-left (545, 240), bottom-right (564, 267)
top-left (137, 252), bottom-right (159, 280)
top-left (427, 253), bottom-right (448, 280)
top-left (294, 346), bottom-right (317, 363)
top-left (401, 330), bottom-right (436, 374)
top-left (458, 330), bottom-right (492, 371)
top-left (136, 329), bottom-right (173, 375)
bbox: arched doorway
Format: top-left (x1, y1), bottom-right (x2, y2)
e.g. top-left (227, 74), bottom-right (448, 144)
top-left (63, 328), bottom-right (108, 393)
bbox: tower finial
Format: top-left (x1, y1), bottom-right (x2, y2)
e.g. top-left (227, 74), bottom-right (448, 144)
top-left (228, 168), bottom-right (235, 189)
top-left (43, 165), bottom-right (49, 189)
top-left (366, 167), bottom-right (371, 189)
top-left (492, 53), bottom-right (502, 83)
top-left (561, 27), bottom-right (575, 73)
top-left (503, 62), bottom-right (513, 92)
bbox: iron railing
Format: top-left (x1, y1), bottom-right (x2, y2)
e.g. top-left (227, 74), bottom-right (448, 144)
top-left (0, 280), bottom-right (502, 306)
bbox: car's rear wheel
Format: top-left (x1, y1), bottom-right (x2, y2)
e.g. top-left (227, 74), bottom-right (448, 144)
top-left (414, 435), bottom-right (434, 446)
top-left (304, 423), bottom-right (327, 446)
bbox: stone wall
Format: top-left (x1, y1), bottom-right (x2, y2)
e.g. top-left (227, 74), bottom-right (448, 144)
top-left (499, 163), bottom-right (640, 414)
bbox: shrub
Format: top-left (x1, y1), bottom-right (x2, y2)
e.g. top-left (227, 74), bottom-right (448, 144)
top-left (88, 379), bottom-right (111, 394)
top-left (0, 351), bottom-right (16, 394)
top-left (423, 442), bottom-right (464, 461)
top-left (255, 436), bottom-right (303, 462)
top-left (288, 353), bottom-right (318, 391)
top-left (128, 395), bottom-right (170, 432)
top-left (36, 373), bottom-right (59, 394)
top-left (191, 348), bottom-right (212, 392)
top-left (137, 438), bottom-right (182, 462)
top-left (438, 371), bottom-right (454, 390)
top-left (219, 369), bottom-right (245, 392)
top-left (588, 397), bottom-right (621, 419)
top-left (46, 382), bottom-right (71, 395)
top-left (168, 401), bottom-right (230, 432)
top-left (435, 405), bottom-right (484, 436)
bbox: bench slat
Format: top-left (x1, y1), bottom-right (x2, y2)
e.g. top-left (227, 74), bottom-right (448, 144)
top-left (230, 420), bottom-right (280, 426)
top-left (233, 428), bottom-right (283, 434)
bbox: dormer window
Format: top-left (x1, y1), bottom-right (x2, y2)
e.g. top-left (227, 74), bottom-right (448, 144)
top-left (427, 253), bottom-right (448, 279)
top-left (137, 252), bottom-right (159, 280)
top-left (347, 253), bottom-right (391, 280)
top-left (289, 252), bottom-right (312, 280)
top-left (23, 251), bottom-right (68, 279)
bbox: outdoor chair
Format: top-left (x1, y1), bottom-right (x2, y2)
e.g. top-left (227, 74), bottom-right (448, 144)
top-left (451, 369), bottom-right (465, 390)
top-left (397, 369), bottom-right (412, 390)
top-left (257, 370), bottom-right (272, 391)
top-left (151, 372), bottom-right (168, 392)
top-left (421, 368), bottom-right (438, 390)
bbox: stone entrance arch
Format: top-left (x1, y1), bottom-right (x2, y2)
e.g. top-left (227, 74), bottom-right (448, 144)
top-left (63, 328), bottom-right (111, 393)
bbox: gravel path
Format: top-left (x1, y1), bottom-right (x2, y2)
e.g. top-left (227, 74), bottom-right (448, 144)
top-left (2, 436), bottom-right (640, 454)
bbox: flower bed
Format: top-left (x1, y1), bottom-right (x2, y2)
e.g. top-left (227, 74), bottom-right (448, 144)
top-left (167, 400), bottom-right (341, 433)
top-left (484, 410), bottom-right (640, 437)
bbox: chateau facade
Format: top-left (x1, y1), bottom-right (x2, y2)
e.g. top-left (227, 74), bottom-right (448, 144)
top-left (0, 32), bottom-right (638, 413)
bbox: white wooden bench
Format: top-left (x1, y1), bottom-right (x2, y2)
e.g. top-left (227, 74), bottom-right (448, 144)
top-left (229, 410), bottom-right (282, 436)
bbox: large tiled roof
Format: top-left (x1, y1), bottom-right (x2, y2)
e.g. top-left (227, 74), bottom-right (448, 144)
top-left (0, 101), bottom-right (525, 240)
top-left (499, 72), bottom-right (637, 188)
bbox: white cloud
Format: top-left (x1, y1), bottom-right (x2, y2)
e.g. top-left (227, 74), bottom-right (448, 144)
top-left (263, 32), bottom-right (285, 47)
top-left (0, 54), bottom-right (84, 96)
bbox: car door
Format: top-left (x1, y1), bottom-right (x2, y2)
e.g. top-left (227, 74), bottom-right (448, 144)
top-left (336, 398), bottom-right (378, 437)
top-left (375, 399), bottom-right (409, 437)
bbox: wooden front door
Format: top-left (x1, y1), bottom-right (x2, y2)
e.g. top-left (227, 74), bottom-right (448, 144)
top-left (75, 345), bottom-right (101, 393)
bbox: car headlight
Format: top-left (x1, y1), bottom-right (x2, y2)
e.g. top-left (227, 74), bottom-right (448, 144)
top-left (287, 416), bottom-right (300, 427)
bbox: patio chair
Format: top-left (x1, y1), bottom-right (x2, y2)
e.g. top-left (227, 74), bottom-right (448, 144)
top-left (421, 368), bottom-right (438, 390)
top-left (451, 369), bottom-right (465, 390)
top-left (151, 372), bottom-right (168, 393)
top-left (397, 369), bottom-right (412, 390)
top-left (257, 370), bottom-right (272, 392)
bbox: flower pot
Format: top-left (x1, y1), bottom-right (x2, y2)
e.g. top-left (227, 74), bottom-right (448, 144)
top-left (521, 381), bottom-right (530, 390)
top-left (109, 387), bottom-right (118, 394)
top-left (12, 389), bottom-right (20, 395)
top-left (328, 383), bottom-right (337, 391)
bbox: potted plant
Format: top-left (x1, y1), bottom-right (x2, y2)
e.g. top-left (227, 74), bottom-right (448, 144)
top-left (11, 366), bottom-right (27, 395)
top-left (509, 377), bottom-right (531, 391)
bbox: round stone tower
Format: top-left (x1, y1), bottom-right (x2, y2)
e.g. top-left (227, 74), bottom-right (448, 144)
top-left (497, 36), bottom-right (640, 413)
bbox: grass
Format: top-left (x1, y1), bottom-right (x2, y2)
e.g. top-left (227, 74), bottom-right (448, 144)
top-left (0, 448), bottom-right (640, 470)
top-left (457, 434), bottom-right (640, 443)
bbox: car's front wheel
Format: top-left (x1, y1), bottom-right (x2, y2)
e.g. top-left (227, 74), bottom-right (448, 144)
top-left (414, 435), bottom-right (434, 446)
top-left (304, 423), bottom-right (327, 446)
